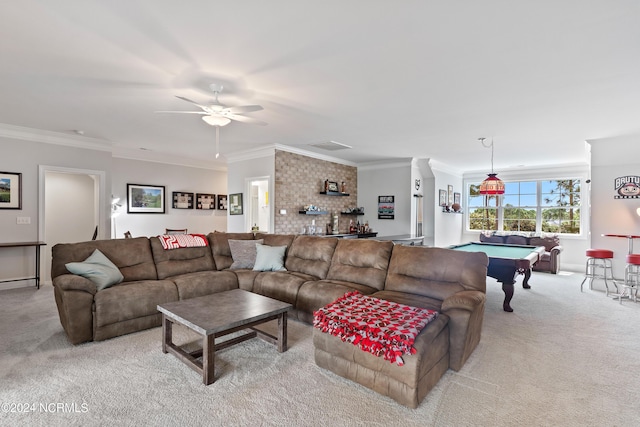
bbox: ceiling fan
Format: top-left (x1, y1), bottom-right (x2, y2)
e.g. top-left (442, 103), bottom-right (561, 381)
top-left (157, 84), bottom-right (267, 127)
top-left (157, 84), bottom-right (266, 158)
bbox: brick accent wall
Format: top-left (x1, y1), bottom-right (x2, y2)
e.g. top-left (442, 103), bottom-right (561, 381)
top-left (274, 150), bottom-right (358, 235)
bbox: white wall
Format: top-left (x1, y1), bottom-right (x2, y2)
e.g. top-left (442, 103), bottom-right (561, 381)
top-left (358, 161), bottom-right (412, 237)
top-left (0, 136), bottom-right (111, 288)
top-left (430, 160), bottom-right (464, 247)
top-left (589, 136), bottom-right (640, 282)
top-left (111, 157), bottom-right (227, 237)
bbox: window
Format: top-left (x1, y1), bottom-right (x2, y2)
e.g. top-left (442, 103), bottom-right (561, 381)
top-left (468, 179), bottom-right (581, 235)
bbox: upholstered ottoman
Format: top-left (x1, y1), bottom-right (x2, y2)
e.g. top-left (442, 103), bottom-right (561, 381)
top-left (313, 313), bottom-right (450, 409)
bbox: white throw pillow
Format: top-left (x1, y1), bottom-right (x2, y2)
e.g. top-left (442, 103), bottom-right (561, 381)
top-left (253, 244), bottom-right (287, 272)
top-left (65, 249), bottom-right (124, 290)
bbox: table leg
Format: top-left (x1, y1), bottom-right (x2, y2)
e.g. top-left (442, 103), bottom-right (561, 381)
top-left (502, 283), bottom-right (514, 312)
top-left (202, 334), bottom-right (215, 385)
top-left (162, 316), bottom-right (172, 354)
top-left (277, 312), bottom-right (288, 353)
top-left (35, 245), bottom-right (41, 289)
top-left (522, 268), bottom-right (532, 289)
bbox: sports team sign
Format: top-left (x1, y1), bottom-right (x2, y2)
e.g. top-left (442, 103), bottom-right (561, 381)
top-left (614, 175), bottom-right (640, 199)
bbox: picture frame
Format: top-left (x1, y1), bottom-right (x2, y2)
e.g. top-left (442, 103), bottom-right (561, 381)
top-left (327, 181), bottom-right (339, 193)
top-left (454, 192), bottom-right (461, 205)
top-left (0, 171), bottom-right (22, 209)
top-left (448, 185), bottom-right (454, 206)
top-left (229, 193), bottom-right (243, 215)
top-left (127, 184), bottom-right (165, 214)
top-left (172, 192), bottom-right (194, 209)
top-left (217, 194), bottom-right (228, 210)
top-left (439, 189), bottom-right (447, 207)
top-left (377, 195), bottom-right (395, 219)
top-left (196, 193), bottom-right (216, 210)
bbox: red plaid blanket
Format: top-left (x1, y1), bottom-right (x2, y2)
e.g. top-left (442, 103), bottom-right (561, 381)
top-left (158, 234), bottom-right (209, 250)
top-left (313, 291), bottom-right (438, 366)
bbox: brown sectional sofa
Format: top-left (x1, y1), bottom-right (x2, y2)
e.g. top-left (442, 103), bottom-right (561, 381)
top-left (51, 232), bottom-right (489, 408)
top-left (479, 232), bottom-right (563, 273)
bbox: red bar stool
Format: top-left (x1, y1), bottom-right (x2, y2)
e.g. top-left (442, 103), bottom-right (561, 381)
top-left (617, 254), bottom-right (640, 303)
top-left (580, 249), bottom-right (618, 296)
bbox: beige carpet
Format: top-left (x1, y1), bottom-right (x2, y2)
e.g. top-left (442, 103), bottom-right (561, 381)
top-left (1, 272), bottom-right (639, 427)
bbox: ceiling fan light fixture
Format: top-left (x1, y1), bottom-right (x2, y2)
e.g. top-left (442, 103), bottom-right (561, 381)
top-left (202, 116), bottom-right (231, 127)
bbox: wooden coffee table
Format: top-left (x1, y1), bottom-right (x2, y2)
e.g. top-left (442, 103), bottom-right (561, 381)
top-left (157, 289), bottom-right (292, 385)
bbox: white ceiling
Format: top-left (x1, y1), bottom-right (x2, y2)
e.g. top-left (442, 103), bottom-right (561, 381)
top-left (2, 1), bottom-right (640, 171)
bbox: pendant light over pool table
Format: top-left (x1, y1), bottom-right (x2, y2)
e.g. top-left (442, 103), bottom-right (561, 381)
top-left (478, 137), bottom-right (505, 195)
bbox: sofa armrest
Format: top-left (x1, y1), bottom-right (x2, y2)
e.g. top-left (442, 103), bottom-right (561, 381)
top-left (441, 290), bottom-right (485, 312)
top-left (52, 274), bottom-right (97, 344)
top-left (53, 274), bottom-right (98, 295)
top-left (550, 245), bottom-right (563, 253)
top-left (441, 290), bottom-right (486, 371)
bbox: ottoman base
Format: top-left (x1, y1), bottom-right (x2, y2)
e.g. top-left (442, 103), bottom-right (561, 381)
top-left (312, 315), bottom-right (450, 408)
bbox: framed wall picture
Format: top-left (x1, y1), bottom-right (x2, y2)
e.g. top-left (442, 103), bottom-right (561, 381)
top-left (327, 181), bottom-right (339, 193)
top-left (217, 194), bottom-right (228, 210)
top-left (196, 193), bottom-right (216, 210)
top-left (0, 171), bottom-right (22, 209)
top-left (447, 185), bottom-right (454, 206)
top-left (439, 189), bottom-right (447, 206)
top-left (172, 192), bottom-right (194, 209)
top-left (377, 195), bottom-right (395, 219)
top-left (229, 193), bottom-right (243, 215)
top-left (454, 192), bottom-right (461, 205)
top-left (127, 184), bottom-right (165, 214)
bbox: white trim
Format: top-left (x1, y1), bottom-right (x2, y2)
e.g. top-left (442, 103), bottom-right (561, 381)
top-left (111, 146), bottom-right (227, 171)
top-left (428, 159), bottom-right (463, 176)
top-left (0, 123), bottom-right (112, 152)
top-left (227, 144), bottom-right (358, 167)
top-left (357, 159), bottom-right (413, 171)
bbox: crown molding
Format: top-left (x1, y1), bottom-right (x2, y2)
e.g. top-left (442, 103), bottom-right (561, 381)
top-left (0, 123), bottom-right (112, 151)
top-left (357, 158), bottom-right (413, 171)
top-left (111, 146), bottom-right (227, 171)
top-left (226, 143), bottom-right (358, 167)
top-left (428, 159), bottom-right (463, 176)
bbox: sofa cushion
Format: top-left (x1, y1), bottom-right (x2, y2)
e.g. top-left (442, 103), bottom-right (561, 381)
top-left (228, 239), bottom-right (264, 269)
top-left (284, 235), bottom-right (338, 279)
top-left (208, 232), bottom-right (255, 270)
top-left (169, 270), bottom-right (239, 300)
top-left (52, 237), bottom-right (158, 282)
top-left (253, 244), bottom-right (287, 271)
top-left (504, 235), bottom-right (528, 245)
top-left (252, 271), bottom-right (314, 306)
top-left (150, 237), bottom-right (216, 279)
top-left (326, 239), bottom-right (394, 291)
top-left (65, 249), bottom-right (124, 290)
top-left (479, 233), bottom-right (505, 244)
top-left (93, 279), bottom-right (178, 328)
top-left (529, 236), bottom-right (560, 252)
top-left (385, 246), bottom-right (488, 300)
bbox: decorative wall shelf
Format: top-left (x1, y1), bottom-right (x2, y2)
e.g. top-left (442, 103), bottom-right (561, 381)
top-left (299, 210), bottom-right (328, 215)
top-left (320, 191), bottom-right (349, 196)
top-left (341, 212), bottom-right (364, 215)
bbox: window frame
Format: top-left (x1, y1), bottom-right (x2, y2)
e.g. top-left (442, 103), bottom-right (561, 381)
top-left (463, 167), bottom-right (588, 238)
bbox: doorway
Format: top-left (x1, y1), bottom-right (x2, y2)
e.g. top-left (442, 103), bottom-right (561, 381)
top-left (38, 165), bottom-right (106, 284)
top-left (246, 177), bottom-right (270, 233)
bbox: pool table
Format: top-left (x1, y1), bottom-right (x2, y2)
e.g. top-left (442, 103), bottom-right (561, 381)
top-left (449, 242), bottom-right (545, 312)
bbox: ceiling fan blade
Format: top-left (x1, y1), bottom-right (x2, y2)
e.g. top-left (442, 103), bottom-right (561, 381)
top-left (155, 110), bottom-right (208, 114)
top-left (175, 96), bottom-right (208, 110)
top-left (227, 114), bottom-right (268, 126)
top-left (224, 105), bottom-right (263, 114)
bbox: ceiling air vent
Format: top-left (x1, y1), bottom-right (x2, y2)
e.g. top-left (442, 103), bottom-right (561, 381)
top-left (309, 140), bottom-right (352, 151)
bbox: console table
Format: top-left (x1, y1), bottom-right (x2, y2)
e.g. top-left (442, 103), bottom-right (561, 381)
top-left (0, 241), bottom-right (46, 289)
